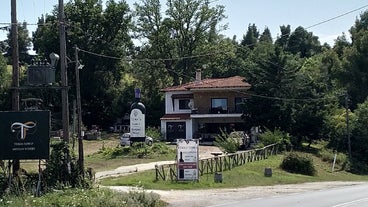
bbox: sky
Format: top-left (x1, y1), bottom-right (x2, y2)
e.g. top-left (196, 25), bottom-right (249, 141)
top-left (1, 0), bottom-right (368, 53)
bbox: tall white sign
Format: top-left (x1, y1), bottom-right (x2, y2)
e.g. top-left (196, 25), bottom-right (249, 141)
top-left (130, 108), bottom-right (145, 137)
top-left (177, 139), bottom-right (199, 181)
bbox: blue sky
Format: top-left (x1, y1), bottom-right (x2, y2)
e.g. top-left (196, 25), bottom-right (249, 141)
top-left (1, 0), bottom-right (368, 52)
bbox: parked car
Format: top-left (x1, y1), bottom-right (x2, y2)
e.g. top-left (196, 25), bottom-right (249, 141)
top-left (120, 133), bottom-right (153, 146)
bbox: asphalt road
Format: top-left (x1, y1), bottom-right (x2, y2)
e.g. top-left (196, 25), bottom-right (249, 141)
top-left (210, 183), bottom-right (368, 207)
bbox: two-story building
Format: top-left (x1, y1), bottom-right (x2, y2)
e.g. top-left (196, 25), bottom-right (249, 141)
top-left (160, 70), bottom-right (251, 142)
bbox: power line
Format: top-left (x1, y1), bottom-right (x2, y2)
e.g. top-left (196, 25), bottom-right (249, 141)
top-left (305, 4), bottom-right (368, 30)
top-left (78, 47), bottom-right (229, 62)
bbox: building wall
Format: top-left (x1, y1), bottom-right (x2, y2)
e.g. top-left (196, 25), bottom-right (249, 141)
top-left (164, 91), bottom-right (193, 114)
top-left (161, 119), bottom-right (193, 140)
top-left (193, 91), bottom-right (247, 113)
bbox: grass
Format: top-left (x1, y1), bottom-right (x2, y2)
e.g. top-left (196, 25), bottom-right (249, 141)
top-left (0, 188), bottom-right (166, 207)
top-left (99, 153), bottom-right (368, 190)
top-left (83, 135), bottom-right (176, 172)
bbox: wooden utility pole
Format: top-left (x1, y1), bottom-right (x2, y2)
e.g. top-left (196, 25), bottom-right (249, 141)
top-left (59, 0), bottom-right (70, 142)
top-left (75, 46), bottom-right (84, 173)
top-left (345, 93), bottom-right (351, 160)
top-left (11, 0), bottom-right (20, 173)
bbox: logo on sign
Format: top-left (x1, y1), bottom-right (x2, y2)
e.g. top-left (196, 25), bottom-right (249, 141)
top-left (11, 121), bottom-right (36, 140)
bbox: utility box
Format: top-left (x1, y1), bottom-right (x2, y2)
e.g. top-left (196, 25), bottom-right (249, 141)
top-left (27, 64), bottom-right (56, 85)
top-left (214, 172), bottom-right (222, 183)
top-left (264, 167), bottom-right (272, 177)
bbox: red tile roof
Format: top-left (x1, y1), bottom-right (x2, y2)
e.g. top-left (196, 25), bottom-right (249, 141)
top-left (161, 76), bottom-right (250, 92)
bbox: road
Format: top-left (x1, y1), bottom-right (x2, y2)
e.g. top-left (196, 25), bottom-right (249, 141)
top-left (108, 182), bottom-right (368, 207)
top-left (209, 183), bottom-right (368, 207)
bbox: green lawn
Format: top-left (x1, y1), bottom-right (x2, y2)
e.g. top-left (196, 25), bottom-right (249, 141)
top-left (99, 153), bottom-right (368, 190)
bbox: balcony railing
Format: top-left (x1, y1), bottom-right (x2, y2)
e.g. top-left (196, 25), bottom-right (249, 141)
top-left (191, 107), bottom-right (242, 114)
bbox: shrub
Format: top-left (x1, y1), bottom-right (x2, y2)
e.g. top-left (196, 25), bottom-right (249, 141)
top-left (214, 130), bottom-right (239, 153)
top-left (43, 141), bottom-right (93, 190)
top-left (349, 159), bottom-right (368, 174)
top-left (280, 152), bottom-right (316, 176)
top-left (146, 127), bottom-right (162, 142)
top-left (318, 148), bottom-right (347, 166)
top-left (258, 128), bottom-right (292, 151)
top-left (0, 188), bottom-right (166, 207)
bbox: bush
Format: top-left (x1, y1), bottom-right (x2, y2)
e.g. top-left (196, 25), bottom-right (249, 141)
top-left (349, 159), bottom-right (368, 174)
top-left (318, 148), bottom-right (347, 167)
top-left (146, 127), bottom-right (162, 142)
top-left (280, 152), bottom-right (316, 176)
top-left (214, 130), bottom-right (239, 153)
top-left (0, 188), bottom-right (166, 207)
top-left (96, 142), bottom-right (175, 159)
top-left (258, 128), bottom-right (292, 151)
top-left (43, 141), bottom-right (93, 190)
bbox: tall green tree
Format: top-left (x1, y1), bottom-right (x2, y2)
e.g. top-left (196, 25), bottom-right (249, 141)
top-left (242, 43), bottom-right (302, 132)
top-left (350, 99), bottom-right (368, 173)
top-left (259, 27), bottom-right (273, 44)
top-left (286, 26), bottom-right (322, 58)
top-left (0, 54), bottom-right (11, 110)
top-left (241, 24), bottom-right (259, 49)
top-left (134, 0), bottom-right (227, 86)
top-left (337, 10), bottom-right (368, 109)
top-left (5, 22), bottom-right (32, 64)
top-left (275, 25), bottom-right (291, 49)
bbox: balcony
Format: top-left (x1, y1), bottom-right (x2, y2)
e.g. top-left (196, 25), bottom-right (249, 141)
top-left (191, 107), bottom-right (242, 114)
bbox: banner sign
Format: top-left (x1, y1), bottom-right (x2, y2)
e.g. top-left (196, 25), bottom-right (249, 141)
top-left (177, 139), bottom-right (199, 181)
top-left (0, 111), bottom-right (50, 160)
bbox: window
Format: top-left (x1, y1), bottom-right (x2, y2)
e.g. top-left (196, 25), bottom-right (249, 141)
top-left (179, 99), bottom-right (191, 110)
top-left (235, 97), bottom-right (246, 113)
top-left (211, 98), bottom-right (227, 113)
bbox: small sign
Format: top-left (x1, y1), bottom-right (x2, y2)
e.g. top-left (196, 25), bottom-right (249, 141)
top-left (177, 139), bottom-right (199, 181)
top-left (0, 111), bottom-right (50, 160)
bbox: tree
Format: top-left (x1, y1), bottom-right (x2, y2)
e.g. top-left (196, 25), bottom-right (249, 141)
top-left (134, 0), bottom-right (227, 86)
top-left (337, 11), bottom-right (368, 109)
top-left (350, 99), bottom-right (368, 173)
top-left (241, 43), bottom-right (302, 132)
top-left (286, 26), bottom-right (322, 58)
top-left (32, 0), bottom-right (134, 129)
top-left (0, 54), bottom-right (11, 110)
top-left (241, 24), bottom-right (259, 49)
top-left (259, 27), bottom-right (272, 44)
top-left (275, 25), bottom-right (291, 49)
top-left (4, 21), bottom-right (32, 64)
top-left (333, 33), bottom-right (350, 58)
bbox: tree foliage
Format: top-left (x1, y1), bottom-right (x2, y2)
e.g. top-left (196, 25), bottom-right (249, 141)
top-left (134, 0), bottom-right (227, 85)
top-left (5, 1), bottom-right (368, 167)
top-left (32, 0), bottom-right (134, 128)
top-left (4, 22), bottom-right (32, 64)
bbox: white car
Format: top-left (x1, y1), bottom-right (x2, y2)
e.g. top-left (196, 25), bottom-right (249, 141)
top-left (120, 133), bottom-right (153, 146)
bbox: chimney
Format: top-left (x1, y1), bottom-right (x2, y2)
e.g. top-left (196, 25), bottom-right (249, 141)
top-left (195, 69), bottom-right (202, 82)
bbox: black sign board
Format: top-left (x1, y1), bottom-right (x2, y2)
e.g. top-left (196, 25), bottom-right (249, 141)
top-left (0, 111), bottom-right (50, 160)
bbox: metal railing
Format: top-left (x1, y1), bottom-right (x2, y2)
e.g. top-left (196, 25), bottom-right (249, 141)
top-left (155, 143), bottom-right (280, 181)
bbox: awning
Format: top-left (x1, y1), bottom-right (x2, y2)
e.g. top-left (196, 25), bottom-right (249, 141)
top-left (171, 94), bottom-right (193, 99)
top-left (160, 113), bottom-right (191, 120)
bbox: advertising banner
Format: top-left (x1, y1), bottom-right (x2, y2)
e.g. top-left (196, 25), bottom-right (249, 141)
top-left (177, 139), bottom-right (199, 181)
top-left (0, 111), bottom-right (50, 160)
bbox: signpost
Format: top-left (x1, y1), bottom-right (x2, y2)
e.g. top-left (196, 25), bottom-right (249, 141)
top-left (176, 139), bottom-right (199, 181)
top-left (0, 111), bottom-right (50, 160)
